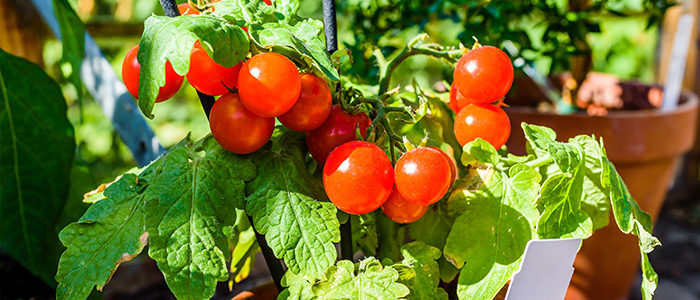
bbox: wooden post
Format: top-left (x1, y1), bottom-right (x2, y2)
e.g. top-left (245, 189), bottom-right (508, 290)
top-left (0, 0), bottom-right (46, 66)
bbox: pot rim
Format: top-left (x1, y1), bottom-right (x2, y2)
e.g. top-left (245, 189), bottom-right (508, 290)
top-left (505, 91), bottom-right (698, 119)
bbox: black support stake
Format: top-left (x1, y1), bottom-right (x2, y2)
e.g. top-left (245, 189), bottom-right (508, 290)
top-left (321, 0), bottom-right (353, 262)
top-left (158, 0), bottom-right (284, 293)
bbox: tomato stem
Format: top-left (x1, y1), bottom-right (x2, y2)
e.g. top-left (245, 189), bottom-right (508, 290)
top-left (377, 34), bottom-right (463, 95)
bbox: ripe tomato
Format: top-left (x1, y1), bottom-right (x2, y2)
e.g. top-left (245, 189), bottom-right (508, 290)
top-left (394, 147), bottom-right (453, 205)
top-left (278, 74), bottom-right (332, 132)
top-left (323, 141), bottom-right (394, 214)
top-left (306, 106), bottom-right (371, 164)
top-left (453, 46), bottom-right (513, 104)
top-left (263, 0), bottom-right (272, 4)
top-left (449, 82), bottom-right (473, 113)
top-left (186, 41), bottom-right (242, 96)
top-left (209, 93), bottom-right (274, 154)
top-left (453, 104), bottom-right (511, 149)
top-left (381, 188), bottom-right (429, 224)
top-left (178, 3), bottom-right (199, 15)
top-left (122, 45), bottom-right (183, 102)
top-left (238, 52), bottom-right (301, 117)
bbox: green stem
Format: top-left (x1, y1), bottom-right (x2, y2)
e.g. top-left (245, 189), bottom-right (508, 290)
top-left (524, 155), bottom-right (554, 169)
top-left (377, 34), bottom-right (463, 94)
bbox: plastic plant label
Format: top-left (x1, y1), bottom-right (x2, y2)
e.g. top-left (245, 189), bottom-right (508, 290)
top-left (505, 238), bottom-right (582, 300)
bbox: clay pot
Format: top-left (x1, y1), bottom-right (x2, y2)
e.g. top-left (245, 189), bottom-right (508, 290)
top-left (504, 92), bottom-right (698, 300)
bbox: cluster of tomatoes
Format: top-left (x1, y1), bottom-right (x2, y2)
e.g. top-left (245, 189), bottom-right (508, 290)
top-left (323, 142), bottom-right (455, 223)
top-left (450, 45), bottom-right (514, 149)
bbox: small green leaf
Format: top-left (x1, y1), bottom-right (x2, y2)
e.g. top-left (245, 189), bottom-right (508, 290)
top-left (312, 258), bottom-right (410, 299)
top-left (521, 122), bottom-right (557, 150)
top-left (279, 271), bottom-right (315, 300)
top-left (255, 20), bottom-right (339, 81)
top-left (212, 0), bottom-right (276, 25)
top-left (246, 130), bottom-right (340, 280)
top-left (408, 202), bottom-right (458, 282)
top-left (137, 15), bottom-right (248, 118)
top-left (0, 50), bottom-right (75, 286)
top-left (462, 138), bottom-right (499, 165)
top-left (56, 174), bottom-right (147, 300)
top-left (145, 136), bottom-right (256, 300)
top-left (397, 242), bottom-right (448, 299)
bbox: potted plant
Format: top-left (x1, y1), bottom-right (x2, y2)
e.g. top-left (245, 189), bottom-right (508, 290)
top-left (0, 0), bottom-right (666, 299)
top-left (339, 0), bottom-right (698, 298)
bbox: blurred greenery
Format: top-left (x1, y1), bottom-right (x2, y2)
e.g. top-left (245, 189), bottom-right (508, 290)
top-left (40, 0), bottom-right (666, 206)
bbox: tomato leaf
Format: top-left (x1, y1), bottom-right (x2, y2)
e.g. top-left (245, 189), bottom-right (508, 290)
top-left (246, 130), bottom-right (340, 280)
top-left (408, 203), bottom-right (458, 282)
top-left (462, 138), bottom-right (500, 165)
top-left (397, 242), bottom-right (448, 299)
top-left (604, 157), bottom-right (660, 299)
top-left (570, 135), bottom-right (610, 229)
top-left (254, 20), bottom-right (340, 81)
top-left (212, 0), bottom-right (277, 25)
top-left (144, 136), bottom-right (256, 300)
top-left (0, 50), bottom-right (75, 286)
top-left (444, 165), bottom-right (539, 300)
top-left (312, 258), bottom-right (410, 298)
top-left (137, 15), bottom-right (248, 118)
top-left (56, 174), bottom-right (148, 300)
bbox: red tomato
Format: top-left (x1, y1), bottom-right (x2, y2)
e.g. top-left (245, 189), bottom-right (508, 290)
top-left (186, 41), bottom-right (242, 96)
top-left (381, 188), bottom-right (429, 223)
top-left (209, 93), bottom-right (274, 154)
top-left (453, 46), bottom-right (513, 104)
top-left (177, 3), bottom-right (199, 15)
top-left (238, 52), bottom-right (301, 117)
top-left (438, 148), bottom-right (457, 183)
top-left (263, 0), bottom-right (272, 5)
top-left (306, 106), bottom-right (371, 164)
top-left (323, 141), bottom-right (394, 214)
top-left (122, 45), bottom-right (183, 102)
top-left (278, 74), bottom-right (332, 132)
top-left (394, 147), bottom-right (453, 205)
top-left (449, 82), bottom-right (474, 113)
top-left (453, 104), bottom-right (511, 149)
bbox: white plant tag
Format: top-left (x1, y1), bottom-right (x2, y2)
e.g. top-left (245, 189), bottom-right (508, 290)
top-left (505, 238), bottom-right (582, 300)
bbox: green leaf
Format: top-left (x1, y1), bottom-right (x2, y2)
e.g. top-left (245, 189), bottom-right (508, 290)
top-left (229, 210), bottom-right (258, 284)
top-left (536, 172), bottom-right (593, 239)
top-left (255, 20), bottom-right (340, 81)
top-left (246, 130), bottom-right (340, 280)
top-left (312, 258), bottom-right (410, 299)
top-left (397, 242), bottom-right (448, 299)
top-left (53, 0), bottom-right (85, 103)
top-left (462, 138), bottom-right (499, 165)
top-left (212, 0), bottom-right (276, 25)
top-left (408, 203), bottom-right (458, 282)
top-left (444, 166), bottom-right (539, 300)
top-left (279, 271), bottom-right (315, 299)
top-left (351, 213), bottom-right (379, 256)
top-left (521, 122), bottom-right (557, 150)
top-left (145, 136), bottom-right (256, 300)
top-left (0, 49), bottom-right (75, 286)
top-left (570, 135), bottom-right (609, 229)
top-left (56, 174), bottom-right (147, 300)
top-left (604, 157), bottom-right (660, 298)
top-left (376, 212), bottom-right (404, 262)
top-left (137, 15), bottom-right (248, 118)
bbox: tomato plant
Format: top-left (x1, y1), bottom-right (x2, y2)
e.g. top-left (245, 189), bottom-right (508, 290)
top-left (238, 52), bottom-right (301, 117)
top-left (121, 45), bottom-right (183, 102)
top-left (49, 1), bottom-right (660, 300)
top-left (323, 141), bottom-right (394, 214)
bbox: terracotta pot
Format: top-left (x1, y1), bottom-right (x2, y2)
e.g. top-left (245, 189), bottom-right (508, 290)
top-left (504, 92), bottom-right (698, 300)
